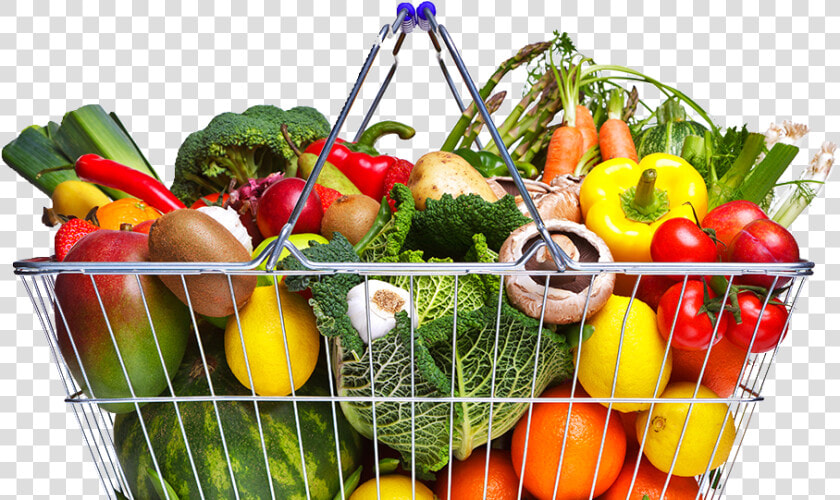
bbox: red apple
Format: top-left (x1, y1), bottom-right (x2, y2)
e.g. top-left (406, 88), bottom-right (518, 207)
top-left (701, 200), bottom-right (768, 260)
top-left (727, 219), bottom-right (800, 289)
top-left (131, 219), bottom-right (154, 234)
top-left (256, 177), bottom-right (323, 238)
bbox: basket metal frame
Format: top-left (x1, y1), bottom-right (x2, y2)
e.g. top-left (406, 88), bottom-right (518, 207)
top-left (13, 8), bottom-right (814, 500)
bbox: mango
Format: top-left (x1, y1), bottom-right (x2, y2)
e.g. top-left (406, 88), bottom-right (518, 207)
top-left (55, 230), bottom-right (190, 413)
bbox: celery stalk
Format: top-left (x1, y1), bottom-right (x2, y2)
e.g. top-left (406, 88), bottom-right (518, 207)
top-left (739, 143), bottom-right (799, 205)
top-left (707, 133), bottom-right (765, 209)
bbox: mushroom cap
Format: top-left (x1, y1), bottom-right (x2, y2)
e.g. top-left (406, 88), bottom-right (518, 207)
top-left (487, 176), bottom-right (581, 223)
top-left (499, 219), bottom-right (616, 325)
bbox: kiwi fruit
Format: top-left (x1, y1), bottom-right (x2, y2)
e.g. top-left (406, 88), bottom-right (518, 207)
top-left (148, 209), bottom-right (256, 317)
top-left (320, 194), bottom-right (381, 245)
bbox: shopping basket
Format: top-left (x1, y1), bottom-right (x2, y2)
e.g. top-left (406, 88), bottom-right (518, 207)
top-left (12, 4), bottom-right (815, 499)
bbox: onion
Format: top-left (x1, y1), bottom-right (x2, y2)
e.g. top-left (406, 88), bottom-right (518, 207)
top-left (196, 206), bottom-right (253, 252)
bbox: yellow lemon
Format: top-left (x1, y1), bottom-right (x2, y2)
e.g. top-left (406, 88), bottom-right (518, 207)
top-left (636, 382), bottom-right (736, 477)
top-left (224, 284), bottom-right (319, 396)
top-left (576, 294), bottom-right (672, 412)
top-left (349, 475), bottom-right (435, 500)
top-left (51, 180), bottom-right (110, 219)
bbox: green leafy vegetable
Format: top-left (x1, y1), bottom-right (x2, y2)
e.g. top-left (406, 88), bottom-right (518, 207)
top-left (358, 183), bottom-right (416, 262)
top-left (334, 300), bottom-right (573, 474)
top-left (403, 193), bottom-right (531, 259)
top-left (384, 234), bottom-right (499, 326)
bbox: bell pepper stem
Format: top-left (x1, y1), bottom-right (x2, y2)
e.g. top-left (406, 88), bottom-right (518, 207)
top-left (354, 121), bottom-right (416, 153)
top-left (633, 168), bottom-right (658, 213)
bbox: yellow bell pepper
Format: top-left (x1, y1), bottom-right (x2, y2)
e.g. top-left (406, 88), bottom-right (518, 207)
top-left (579, 153), bottom-right (708, 262)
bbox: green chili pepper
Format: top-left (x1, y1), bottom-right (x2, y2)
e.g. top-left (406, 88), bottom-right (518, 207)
top-left (453, 148), bottom-right (539, 179)
top-left (353, 196), bottom-right (392, 254)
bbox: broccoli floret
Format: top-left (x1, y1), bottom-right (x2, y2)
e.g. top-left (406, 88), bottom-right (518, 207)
top-left (170, 105), bottom-right (330, 205)
top-left (404, 193), bottom-right (531, 259)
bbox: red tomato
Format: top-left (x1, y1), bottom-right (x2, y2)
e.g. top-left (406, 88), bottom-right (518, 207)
top-left (636, 275), bottom-right (675, 310)
top-left (724, 291), bottom-right (789, 353)
top-left (190, 192), bottom-right (229, 209)
top-left (650, 218), bottom-right (717, 281)
top-left (657, 280), bottom-right (729, 351)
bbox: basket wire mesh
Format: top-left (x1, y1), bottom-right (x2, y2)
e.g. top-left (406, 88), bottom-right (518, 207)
top-left (13, 8), bottom-right (814, 500)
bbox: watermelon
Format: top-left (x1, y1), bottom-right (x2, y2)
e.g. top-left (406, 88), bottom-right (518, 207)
top-left (634, 99), bottom-right (708, 158)
top-left (113, 334), bottom-right (363, 499)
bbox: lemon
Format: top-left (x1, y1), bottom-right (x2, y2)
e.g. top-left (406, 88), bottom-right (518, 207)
top-left (636, 382), bottom-right (736, 477)
top-left (224, 284), bottom-right (319, 396)
top-left (349, 475), bottom-right (435, 500)
top-left (576, 294), bottom-right (672, 412)
top-left (51, 180), bottom-right (110, 219)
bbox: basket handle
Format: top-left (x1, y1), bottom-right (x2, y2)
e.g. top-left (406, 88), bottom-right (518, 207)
top-left (433, 22), bottom-right (575, 271)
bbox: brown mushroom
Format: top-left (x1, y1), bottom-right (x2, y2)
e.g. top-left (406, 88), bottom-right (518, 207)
top-left (486, 176), bottom-right (581, 223)
top-left (499, 220), bottom-right (615, 325)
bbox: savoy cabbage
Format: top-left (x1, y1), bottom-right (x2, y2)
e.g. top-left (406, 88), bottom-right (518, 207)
top-left (335, 300), bottom-right (573, 474)
top-left (282, 188), bottom-right (574, 474)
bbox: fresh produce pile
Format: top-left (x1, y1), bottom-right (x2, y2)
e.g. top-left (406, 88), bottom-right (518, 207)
top-left (6, 31), bottom-right (836, 499)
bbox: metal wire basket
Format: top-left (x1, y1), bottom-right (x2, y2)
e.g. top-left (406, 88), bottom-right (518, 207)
top-left (13, 5), bottom-right (816, 500)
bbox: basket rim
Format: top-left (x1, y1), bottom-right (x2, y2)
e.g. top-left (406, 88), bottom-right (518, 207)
top-left (12, 236), bottom-right (816, 277)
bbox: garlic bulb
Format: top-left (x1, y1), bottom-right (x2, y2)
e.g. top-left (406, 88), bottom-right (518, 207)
top-left (197, 206), bottom-right (253, 252)
top-left (346, 280), bottom-right (417, 344)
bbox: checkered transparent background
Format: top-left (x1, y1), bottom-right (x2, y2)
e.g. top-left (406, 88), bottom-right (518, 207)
top-left (1, 0), bottom-right (838, 498)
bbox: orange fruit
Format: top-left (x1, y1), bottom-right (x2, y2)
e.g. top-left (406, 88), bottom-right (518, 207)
top-left (511, 383), bottom-right (627, 500)
top-left (670, 338), bottom-right (748, 398)
top-left (598, 455), bottom-right (702, 500)
top-left (95, 198), bottom-right (162, 230)
top-left (435, 448), bottom-right (522, 500)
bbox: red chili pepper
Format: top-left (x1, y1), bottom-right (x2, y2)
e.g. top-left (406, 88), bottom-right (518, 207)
top-left (75, 154), bottom-right (185, 213)
top-left (303, 121), bottom-right (415, 200)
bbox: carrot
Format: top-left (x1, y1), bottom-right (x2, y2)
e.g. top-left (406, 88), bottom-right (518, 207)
top-left (575, 104), bottom-right (598, 153)
top-left (599, 89), bottom-right (638, 162)
top-left (543, 126), bottom-right (583, 183)
top-left (542, 50), bottom-right (591, 183)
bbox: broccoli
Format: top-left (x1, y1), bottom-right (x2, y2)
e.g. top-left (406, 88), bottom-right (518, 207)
top-left (170, 105), bottom-right (330, 205)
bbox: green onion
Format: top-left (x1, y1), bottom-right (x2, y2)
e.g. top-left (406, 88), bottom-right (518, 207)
top-left (771, 142), bottom-right (835, 227)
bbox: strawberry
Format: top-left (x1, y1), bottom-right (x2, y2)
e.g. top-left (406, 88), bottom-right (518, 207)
top-left (55, 218), bottom-right (100, 261)
top-left (383, 159), bottom-right (414, 210)
top-left (313, 183), bottom-right (343, 212)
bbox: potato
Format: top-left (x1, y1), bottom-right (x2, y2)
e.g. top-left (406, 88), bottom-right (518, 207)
top-left (407, 151), bottom-right (499, 210)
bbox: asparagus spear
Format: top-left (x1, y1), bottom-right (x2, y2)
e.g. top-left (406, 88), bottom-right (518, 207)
top-left (458, 91), bottom-right (507, 150)
top-left (440, 41), bottom-right (551, 152)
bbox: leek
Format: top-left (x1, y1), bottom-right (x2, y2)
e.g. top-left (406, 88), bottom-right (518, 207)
top-left (2, 104), bottom-right (158, 199)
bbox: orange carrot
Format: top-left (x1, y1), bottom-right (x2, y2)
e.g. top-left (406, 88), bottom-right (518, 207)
top-left (599, 89), bottom-right (638, 162)
top-left (542, 126), bottom-right (583, 183)
top-left (575, 105), bottom-right (598, 153)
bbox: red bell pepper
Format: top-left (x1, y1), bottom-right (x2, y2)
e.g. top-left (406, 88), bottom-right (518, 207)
top-left (303, 121), bottom-right (414, 200)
